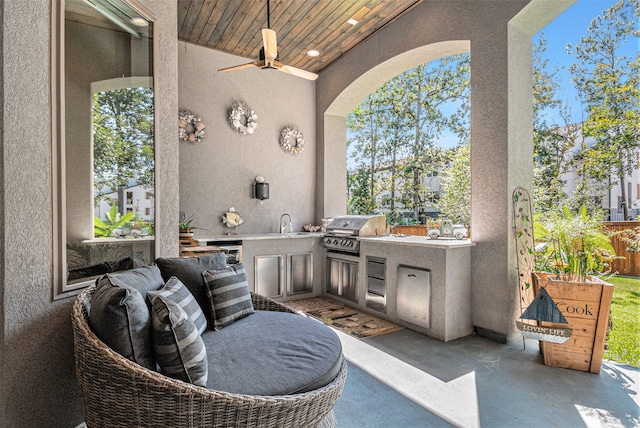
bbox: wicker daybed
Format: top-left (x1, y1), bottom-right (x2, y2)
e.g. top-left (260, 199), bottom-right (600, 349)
top-left (72, 286), bottom-right (347, 428)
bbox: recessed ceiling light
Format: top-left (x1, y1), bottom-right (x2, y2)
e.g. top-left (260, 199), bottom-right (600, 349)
top-left (307, 49), bottom-right (320, 57)
top-left (131, 17), bottom-right (149, 27)
top-left (347, 18), bottom-right (359, 26)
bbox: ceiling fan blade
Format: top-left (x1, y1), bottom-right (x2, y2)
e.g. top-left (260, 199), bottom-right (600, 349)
top-left (218, 62), bottom-right (258, 73)
top-left (262, 28), bottom-right (278, 63)
top-left (279, 64), bottom-right (319, 81)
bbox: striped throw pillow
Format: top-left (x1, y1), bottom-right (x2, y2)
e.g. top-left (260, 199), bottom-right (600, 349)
top-left (150, 295), bottom-right (208, 386)
top-left (202, 264), bottom-right (255, 330)
top-left (148, 276), bottom-right (207, 335)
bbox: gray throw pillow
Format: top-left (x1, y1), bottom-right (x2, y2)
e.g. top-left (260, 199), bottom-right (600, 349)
top-left (89, 274), bottom-right (156, 370)
top-left (155, 253), bottom-right (227, 326)
top-left (105, 264), bottom-right (165, 301)
top-left (202, 264), bottom-right (254, 330)
top-left (150, 295), bottom-right (208, 386)
top-left (148, 276), bottom-right (207, 335)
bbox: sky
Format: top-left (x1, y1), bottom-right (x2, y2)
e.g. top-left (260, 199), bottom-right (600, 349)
top-left (535, 0), bottom-right (638, 125)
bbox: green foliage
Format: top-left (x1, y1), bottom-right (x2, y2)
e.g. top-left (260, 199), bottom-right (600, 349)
top-left (605, 276), bottom-right (640, 367)
top-left (534, 205), bottom-right (617, 281)
top-left (93, 87), bottom-right (155, 215)
top-left (348, 166), bottom-right (376, 214)
top-left (346, 54), bottom-right (470, 221)
top-left (619, 227), bottom-right (640, 253)
top-left (94, 204), bottom-right (135, 238)
top-left (437, 144), bottom-right (470, 225)
top-left (567, 0), bottom-right (640, 220)
top-left (179, 214), bottom-right (195, 231)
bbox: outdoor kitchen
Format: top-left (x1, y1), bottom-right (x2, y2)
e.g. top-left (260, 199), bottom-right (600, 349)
top-left (196, 214), bottom-right (474, 342)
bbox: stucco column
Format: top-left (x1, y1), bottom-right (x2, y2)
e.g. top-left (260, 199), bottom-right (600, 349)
top-left (469, 1), bottom-right (575, 342)
top-left (469, 23), bottom-right (534, 342)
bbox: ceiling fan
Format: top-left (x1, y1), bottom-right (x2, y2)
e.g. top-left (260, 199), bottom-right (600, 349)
top-left (217, 0), bottom-right (318, 81)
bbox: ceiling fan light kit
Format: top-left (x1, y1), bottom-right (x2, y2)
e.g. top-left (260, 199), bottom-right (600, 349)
top-left (218, 0), bottom-right (318, 81)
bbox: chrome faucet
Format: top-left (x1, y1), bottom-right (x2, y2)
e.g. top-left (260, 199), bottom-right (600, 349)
top-left (280, 213), bottom-right (292, 233)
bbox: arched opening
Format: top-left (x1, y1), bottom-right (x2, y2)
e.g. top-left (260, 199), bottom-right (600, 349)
top-left (317, 0), bottom-right (575, 342)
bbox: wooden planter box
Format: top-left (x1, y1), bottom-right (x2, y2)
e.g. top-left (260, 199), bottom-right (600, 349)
top-left (531, 272), bottom-right (614, 374)
top-left (392, 225), bottom-right (427, 236)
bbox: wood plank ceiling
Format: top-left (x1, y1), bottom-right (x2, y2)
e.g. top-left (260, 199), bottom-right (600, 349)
top-left (178, 0), bottom-right (423, 74)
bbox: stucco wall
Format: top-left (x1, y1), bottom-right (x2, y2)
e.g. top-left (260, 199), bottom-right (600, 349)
top-left (0, 1), bottom-right (177, 426)
top-left (178, 42), bottom-right (317, 236)
top-left (316, 0), bottom-right (573, 341)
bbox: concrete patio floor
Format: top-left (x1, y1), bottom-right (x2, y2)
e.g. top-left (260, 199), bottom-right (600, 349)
top-left (332, 328), bottom-right (639, 428)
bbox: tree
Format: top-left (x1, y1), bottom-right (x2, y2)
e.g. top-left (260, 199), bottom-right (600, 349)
top-left (347, 90), bottom-right (387, 212)
top-left (395, 56), bottom-right (470, 222)
top-left (567, 0), bottom-right (640, 220)
top-left (532, 34), bottom-right (575, 214)
top-left (346, 54), bottom-right (470, 223)
top-left (93, 87), bottom-right (155, 216)
top-left (438, 144), bottom-right (470, 225)
top-left (347, 166), bottom-right (375, 214)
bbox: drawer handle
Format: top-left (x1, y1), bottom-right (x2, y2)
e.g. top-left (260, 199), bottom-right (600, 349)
top-left (408, 274), bottom-right (417, 278)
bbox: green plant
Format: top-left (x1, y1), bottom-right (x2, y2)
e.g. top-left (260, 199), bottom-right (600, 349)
top-left (534, 205), bottom-right (617, 282)
top-left (619, 227), bottom-right (640, 253)
top-left (179, 214), bottom-right (196, 231)
top-left (94, 205), bottom-right (135, 238)
top-left (179, 215), bottom-right (212, 233)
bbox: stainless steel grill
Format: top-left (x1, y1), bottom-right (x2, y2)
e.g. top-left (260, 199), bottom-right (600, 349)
top-left (322, 215), bottom-right (387, 254)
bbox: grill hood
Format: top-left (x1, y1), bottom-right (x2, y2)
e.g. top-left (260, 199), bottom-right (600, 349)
top-left (325, 215), bottom-right (388, 236)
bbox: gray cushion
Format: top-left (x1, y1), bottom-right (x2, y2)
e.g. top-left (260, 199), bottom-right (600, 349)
top-left (202, 264), bottom-right (254, 330)
top-left (155, 253), bottom-right (227, 326)
top-left (148, 276), bottom-right (207, 335)
top-left (103, 264), bottom-right (165, 301)
top-left (150, 295), bottom-right (208, 386)
top-left (89, 272), bottom-right (157, 370)
top-left (203, 311), bottom-right (343, 396)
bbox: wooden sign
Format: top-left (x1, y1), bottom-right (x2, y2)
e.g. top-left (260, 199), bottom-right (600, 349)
top-left (516, 321), bottom-right (572, 344)
top-left (521, 288), bottom-right (569, 324)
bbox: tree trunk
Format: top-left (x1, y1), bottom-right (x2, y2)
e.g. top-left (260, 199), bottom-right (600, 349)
top-left (412, 89), bottom-right (422, 222)
top-left (117, 187), bottom-right (125, 217)
top-left (619, 170), bottom-right (628, 220)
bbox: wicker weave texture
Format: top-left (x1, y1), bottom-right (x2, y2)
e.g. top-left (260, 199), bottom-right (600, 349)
top-left (72, 287), bottom-right (346, 428)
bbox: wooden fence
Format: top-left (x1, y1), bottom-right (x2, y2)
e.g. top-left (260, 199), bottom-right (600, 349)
top-left (603, 221), bottom-right (640, 277)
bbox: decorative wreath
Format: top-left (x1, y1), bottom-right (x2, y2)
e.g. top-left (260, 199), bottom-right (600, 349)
top-left (178, 110), bottom-right (205, 143)
top-left (279, 127), bottom-right (305, 154)
top-left (228, 102), bottom-right (258, 135)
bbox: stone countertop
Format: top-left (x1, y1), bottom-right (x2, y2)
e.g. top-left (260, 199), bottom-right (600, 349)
top-left (358, 234), bottom-right (475, 249)
top-left (195, 232), bottom-right (323, 243)
top-left (196, 233), bottom-right (475, 248)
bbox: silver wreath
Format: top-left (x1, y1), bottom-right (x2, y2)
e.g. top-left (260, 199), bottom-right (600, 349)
top-left (178, 110), bottom-right (205, 143)
top-left (280, 127), bottom-right (305, 154)
top-left (228, 102), bottom-right (258, 135)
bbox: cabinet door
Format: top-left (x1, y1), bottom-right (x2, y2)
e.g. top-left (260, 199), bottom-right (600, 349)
top-left (340, 260), bottom-right (358, 302)
top-left (397, 265), bottom-right (430, 328)
top-left (255, 255), bottom-right (283, 297)
top-left (326, 257), bottom-right (340, 296)
top-left (288, 252), bottom-right (313, 295)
